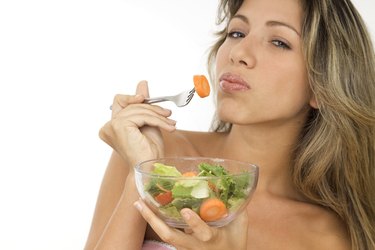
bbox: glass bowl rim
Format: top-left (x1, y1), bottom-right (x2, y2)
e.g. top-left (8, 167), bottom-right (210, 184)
top-left (134, 156), bottom-right (259, 179)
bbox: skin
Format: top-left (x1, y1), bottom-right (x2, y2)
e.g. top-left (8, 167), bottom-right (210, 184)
top-left (85, 0), bottom-right (350, 249)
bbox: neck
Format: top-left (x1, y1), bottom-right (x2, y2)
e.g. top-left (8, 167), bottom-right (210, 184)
top-left (218, 122), bottom-right (305, 201)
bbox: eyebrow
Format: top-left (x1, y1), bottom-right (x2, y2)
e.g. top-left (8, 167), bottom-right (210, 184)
top-left (231, 14), bottom-right (249, 24)
top-left (231, 14), bottom-right (301, 37)
top-left (266, 20), bottom-right (300, 37)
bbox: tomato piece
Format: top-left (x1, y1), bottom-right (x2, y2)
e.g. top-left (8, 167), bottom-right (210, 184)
top-left (154, 191), bottom-right (173, 205)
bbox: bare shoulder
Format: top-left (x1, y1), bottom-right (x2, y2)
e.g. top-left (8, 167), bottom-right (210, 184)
top-left (161, 129), bottom-right (224, 157)
top-left (248, 194), bottom-right (351, 250)
top-left (294, 201), bottom-right (351, 249)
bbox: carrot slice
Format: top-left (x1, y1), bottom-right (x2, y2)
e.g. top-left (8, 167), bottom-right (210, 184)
top-left (182, 171), bottom-right (197, 177)
top-left (199, 198), bottom-right (228, 222)
top-left (154, 191), bottom-right (173, 206)
top-left (193, 75), bottom-right (210, 98)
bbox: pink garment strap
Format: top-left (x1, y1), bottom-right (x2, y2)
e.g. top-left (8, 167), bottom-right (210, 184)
top-left (142, 240), bottom-right (176, 250)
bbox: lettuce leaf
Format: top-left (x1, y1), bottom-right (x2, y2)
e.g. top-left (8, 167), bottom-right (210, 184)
top-left (197, 163), bottom-right (228, 177)
top-left (152, 163), bottom-right (182, 176)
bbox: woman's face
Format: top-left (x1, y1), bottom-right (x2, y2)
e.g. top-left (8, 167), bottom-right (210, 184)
top-left (215, 0), bottom-right (316, 127)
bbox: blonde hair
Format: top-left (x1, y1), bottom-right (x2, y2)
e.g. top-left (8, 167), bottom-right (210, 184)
top-left (207, 0), bottom-right (375, 249)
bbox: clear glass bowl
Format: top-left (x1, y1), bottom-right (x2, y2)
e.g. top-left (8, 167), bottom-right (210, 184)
top-left (134, 157), bottom-right (258, 228)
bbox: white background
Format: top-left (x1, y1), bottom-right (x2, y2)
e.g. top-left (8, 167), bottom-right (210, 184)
top-left (0, 1), bottom-right (373, 249)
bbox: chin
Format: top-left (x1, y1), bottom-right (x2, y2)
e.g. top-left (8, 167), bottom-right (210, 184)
top-left (217, 101), bottom-right (244, 124)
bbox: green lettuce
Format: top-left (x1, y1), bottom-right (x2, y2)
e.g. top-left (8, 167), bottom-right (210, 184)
top-left (152, 163), bottom-right (182, 176)
top-left (145, 161), bottom-right (252, 219)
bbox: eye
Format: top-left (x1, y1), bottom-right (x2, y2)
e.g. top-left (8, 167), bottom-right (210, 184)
top-left (271, 39), bottom-right (291, 50)
top-left (227, 31), bottom-right (245, 39)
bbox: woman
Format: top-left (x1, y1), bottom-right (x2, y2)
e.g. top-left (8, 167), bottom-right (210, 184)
top-left (85, 0), bottom-right (375, 249)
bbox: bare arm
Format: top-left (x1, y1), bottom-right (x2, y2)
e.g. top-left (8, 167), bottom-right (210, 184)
top-left (93, 163), bottom-right (147, 248)
top-left (85, 81), bottom-right (176, 249)
top-left (84, 151), bottom-right (146, 249)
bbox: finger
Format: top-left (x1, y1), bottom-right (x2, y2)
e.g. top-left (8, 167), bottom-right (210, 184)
top-left (118, 103), bottom-right (172, 118)
top-left (109, 114), bottom-right (175, 140)
top-left (234, 209), bottom-right (249, 228)
top-left (184, 228), bottom-right (193, 234)
top-left (136, 80), bottom-right (150, 98)
top-left (134, 199), bottom-right (190, 247)
top-left (229, 208), bottom-right (248, 230)
top-left (226, 208), bottom-right (249, 243)
top-left (111, 80), bottom-right (149, 115)
top-left (180, 208), bottom-right (215, 242)
top-left (115, 105), bottom-right (176, 128)
top-left (111, 94), bottom-right (143, 116)
top-left (120, 114), bottom-right (176, 131)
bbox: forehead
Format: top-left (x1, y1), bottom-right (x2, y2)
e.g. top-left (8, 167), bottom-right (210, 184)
top-left (236, 0), bottom-right (303, 30)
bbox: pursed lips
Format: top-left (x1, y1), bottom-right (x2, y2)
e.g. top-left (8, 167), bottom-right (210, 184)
top-left (219, 72), bottom-right (251, 92)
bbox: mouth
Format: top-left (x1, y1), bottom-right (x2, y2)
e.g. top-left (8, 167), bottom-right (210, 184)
top-left (219, 72), bottom-right (250, 92)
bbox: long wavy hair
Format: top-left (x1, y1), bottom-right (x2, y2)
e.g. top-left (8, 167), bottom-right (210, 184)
top-left (207, 0), bottom-right (375, 249)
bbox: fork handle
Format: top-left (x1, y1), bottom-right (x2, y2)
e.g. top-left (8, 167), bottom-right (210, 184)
top-left (143, 97), bottom-right (168, 104)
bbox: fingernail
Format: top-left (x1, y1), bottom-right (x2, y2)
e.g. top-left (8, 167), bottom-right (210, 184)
top-left (134, 201), bottom-right (143, 211)
top-left (181, 209), bottom-right (190, 220)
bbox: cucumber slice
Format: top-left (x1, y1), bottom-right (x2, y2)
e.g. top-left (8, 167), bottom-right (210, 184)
top-left (191, 181), bottom-right (210, 199)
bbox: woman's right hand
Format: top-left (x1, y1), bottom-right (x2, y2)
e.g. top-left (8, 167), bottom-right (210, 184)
top-left (134, 199), bottom-right (249, 250)
top-left (99, 81), bottom-right (177, 168)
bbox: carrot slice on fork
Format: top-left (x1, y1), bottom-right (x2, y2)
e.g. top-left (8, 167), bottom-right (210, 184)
top-left (193, 75), bottom-right (210, 98)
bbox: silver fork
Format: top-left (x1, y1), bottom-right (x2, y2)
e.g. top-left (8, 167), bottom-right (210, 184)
top-left (143, 88), bottom-right (195, 107)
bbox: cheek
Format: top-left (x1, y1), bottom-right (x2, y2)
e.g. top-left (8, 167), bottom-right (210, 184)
top-left (265, 70), bottom-right (311, 112)
top-left (214, 41), bottom-right (312, 123)
top-left (266, 57), bottom-right (310, 104)
top-left (284, 72), bottom-right (311, 108)
top-left (265, 79), bottom-right (312, 124)
top-left (215, 44), bottom-right (229, 73)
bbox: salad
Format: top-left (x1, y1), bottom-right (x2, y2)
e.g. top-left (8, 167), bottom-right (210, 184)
top-left (144, 162), bottom-right (252, 222)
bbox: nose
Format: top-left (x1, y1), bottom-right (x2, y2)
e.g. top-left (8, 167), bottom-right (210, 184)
top-left (229, 37), bottom-right (256, 68)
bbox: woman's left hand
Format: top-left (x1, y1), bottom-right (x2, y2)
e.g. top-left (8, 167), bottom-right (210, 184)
top-left (134, 199), bottom-right (249, 250)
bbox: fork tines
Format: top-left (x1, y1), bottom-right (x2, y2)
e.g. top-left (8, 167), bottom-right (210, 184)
top-left (186, 89), bottom-right (195, 104)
